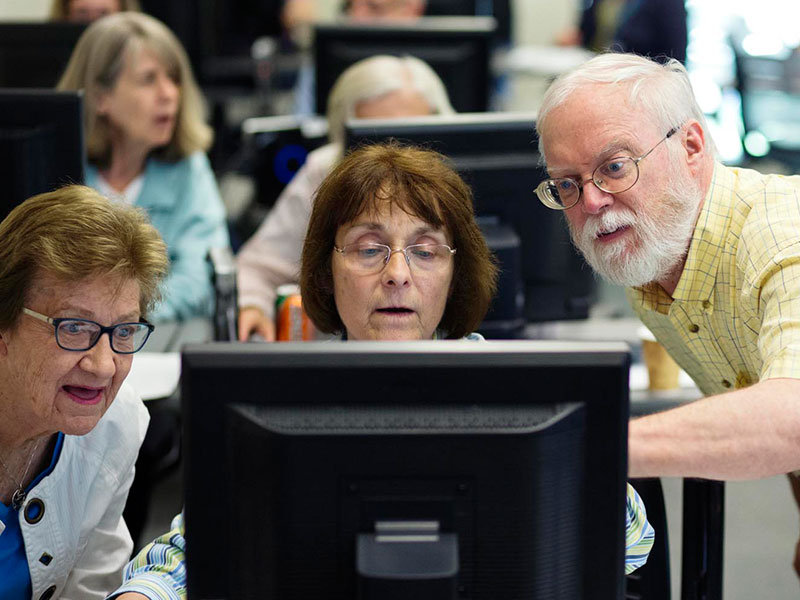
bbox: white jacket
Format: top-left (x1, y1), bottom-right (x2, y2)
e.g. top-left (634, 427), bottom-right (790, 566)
top-left (20, 383), bottom-right (148, 600)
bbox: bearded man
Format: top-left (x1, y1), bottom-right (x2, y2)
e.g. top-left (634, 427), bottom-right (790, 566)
top-left (536, 52), bottom-right (800, 577)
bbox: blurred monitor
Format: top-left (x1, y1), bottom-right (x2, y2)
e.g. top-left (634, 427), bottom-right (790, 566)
top-left (0, 90), bottom-right (85, 222)
top-left (345, 113), bottom-right (596, 324)
top-left (313, 16), bottom-right (496, 115)
top-left (240, 115), bottom-right (329, 210)
top-left (182, 340), bottom-right (630, 600)
top-left (425, 0), bottom-right (511, 45)
top-left (0, 23), bottom-right (86, 88)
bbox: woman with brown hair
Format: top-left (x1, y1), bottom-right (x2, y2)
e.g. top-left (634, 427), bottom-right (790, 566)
top-left (301, 142), bottom-right (496, 340)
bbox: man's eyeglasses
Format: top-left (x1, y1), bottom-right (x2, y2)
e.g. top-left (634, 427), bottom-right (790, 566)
top-left (22, 307), bottom-right (154, 354)
top-left (333, 243), bottom-right (456, 275)
top-left (535, 127), bottom-right (679, 210)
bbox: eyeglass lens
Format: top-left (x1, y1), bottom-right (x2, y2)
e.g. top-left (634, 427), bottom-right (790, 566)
top-left (343, 244), bottom-right (453, 273)
top-left (539, 156), bottom-right (640, 209)
top-left (55, 320), bottom-right (151, 353)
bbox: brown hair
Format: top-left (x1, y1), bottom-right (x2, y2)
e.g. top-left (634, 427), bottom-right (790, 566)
top-left (300, 142), bottom-right (497, 338)
top-left (56, 12), bottom-right (211, 168)
top-left (0, 185), bottom-right (169, 330)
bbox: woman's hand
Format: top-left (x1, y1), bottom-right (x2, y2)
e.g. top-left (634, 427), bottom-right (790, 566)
top-left (238, 306), bottom-right (276, 342)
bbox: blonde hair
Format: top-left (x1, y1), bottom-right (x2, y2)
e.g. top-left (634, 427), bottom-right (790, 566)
top-left (50, 0), bottom-right (140, 20)
top-left (326, 54), bottom-right (455, 146)
top-left (0, 185), bottom-right (169, 329)
top-left (57, 12), bottom-right (212, 168)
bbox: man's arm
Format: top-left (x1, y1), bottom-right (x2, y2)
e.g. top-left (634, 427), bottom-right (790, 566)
top-left (629, 378), bottom-right (800, 479)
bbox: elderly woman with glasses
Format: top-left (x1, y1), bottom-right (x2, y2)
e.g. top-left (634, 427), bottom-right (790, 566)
top-left (0, 185), bottom-right (167, 600)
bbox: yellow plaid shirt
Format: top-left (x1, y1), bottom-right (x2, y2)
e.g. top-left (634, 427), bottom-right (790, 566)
top-left (627, 163), bottom-right (800, 396)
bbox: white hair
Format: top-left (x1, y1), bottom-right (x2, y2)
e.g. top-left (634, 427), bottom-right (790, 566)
top-left (326, 54), bottom-right (455, 146)
top-left (536, 53), bottom-right (716, 157)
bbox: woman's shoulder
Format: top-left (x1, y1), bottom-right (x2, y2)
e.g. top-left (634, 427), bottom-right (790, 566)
top-left (463, 332), bottom-right (485, 341)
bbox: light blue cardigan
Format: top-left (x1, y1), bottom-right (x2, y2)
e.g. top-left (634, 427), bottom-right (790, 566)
top-left (86, 152), bottom-right (230, 322)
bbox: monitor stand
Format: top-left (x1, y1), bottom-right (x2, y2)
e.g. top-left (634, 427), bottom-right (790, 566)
top-left (357, 520), bottom-right (459, 600)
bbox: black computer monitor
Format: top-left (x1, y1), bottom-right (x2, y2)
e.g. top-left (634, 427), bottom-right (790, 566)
top-left (0, 90), bottom-right (85, 222)
top-left (345, 113), bottom-right (596, 325)
top-left (182, 340), bottom-right (630, 600)
top-left (0, 22), bottom-right (86, 88)
top-left (424, 0), bottom-right (511, 45)
top-left (313, 16), bottom-right (495, 115)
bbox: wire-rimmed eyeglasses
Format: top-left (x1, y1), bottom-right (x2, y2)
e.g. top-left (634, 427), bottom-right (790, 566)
top-left (535, 127), bottom-right (679, 210)
top-left (333, 243), bottom-right (456, 275)
top-left (22, 307), bottom-right (154, 354)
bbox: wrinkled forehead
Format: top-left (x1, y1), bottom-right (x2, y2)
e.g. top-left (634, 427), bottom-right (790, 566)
top-left (354, 182), bottom-right (446, 228)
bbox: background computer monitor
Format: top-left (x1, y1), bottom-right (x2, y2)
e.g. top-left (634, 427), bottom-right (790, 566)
top-left (345, 113), bottom-right (596, 325)
top-left (313, 17), bottom-right (496, 115)
top-left (182, 340), bottom-right (630, 600)
top-left (0, 23), bottom-right (86, 88)
top-left (0, 90), bottom-right (85, 222)
top-left (425, 0), bottom-right (511, 45)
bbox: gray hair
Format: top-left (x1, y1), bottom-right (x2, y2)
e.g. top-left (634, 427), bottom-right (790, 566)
top-left (326, 54), bottom-right (455, 146)
top-left (536, 53), bottom-right (716, 158)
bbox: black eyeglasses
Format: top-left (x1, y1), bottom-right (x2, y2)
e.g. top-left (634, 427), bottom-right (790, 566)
top-left (22, 308), bottom-right (154, 354)
top-left (535, 127), bottom-right (679, 210)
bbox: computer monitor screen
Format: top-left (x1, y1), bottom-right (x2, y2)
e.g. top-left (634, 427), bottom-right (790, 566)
top-left (0, 90), bottom-right (85, 222)
top-left (0, 23), bottom-right (86, 88)
top-left (182, 340), bottom-right (630, 600)
top-left (313, 17), bottom-right (495, 115)
top-left (345, 113), bottom-right (595, 324)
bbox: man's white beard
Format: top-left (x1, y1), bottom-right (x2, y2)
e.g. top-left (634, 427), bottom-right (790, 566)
top-left (568, 179), bottom-right (701, 288)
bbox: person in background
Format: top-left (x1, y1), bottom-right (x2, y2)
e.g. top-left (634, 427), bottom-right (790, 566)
top-left (535, 51), bottom-right (800, 577)
top-left (50, 0), bottom-right (140, 23)
top-left (108, 143), bottom-right (653, 600)
top-left (57, 12), bottom-right (230, 322)
top-left (0, 185), bottom-right (167, 600)
top-left (236, 54), bottom-right (454, 341)
top-left (556, 0), bottom-right (687, 64)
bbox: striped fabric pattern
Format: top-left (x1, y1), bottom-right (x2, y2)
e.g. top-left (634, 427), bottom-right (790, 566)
top-left (625, 483), bottom-right (656, 574)
top-left (627, 163), bottom-right (800, 396)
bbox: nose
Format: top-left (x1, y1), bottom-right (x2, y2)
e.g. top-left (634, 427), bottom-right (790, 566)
top-left (381, 249), bottom-right (411, 287)
top-left (79, 333), bottom-right (117, 380)
top-left (158, 74), bottom-right (179, 103)
top-left (579, 179), bottom-right (615, 215)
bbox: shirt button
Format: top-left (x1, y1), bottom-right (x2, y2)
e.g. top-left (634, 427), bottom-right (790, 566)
top-left (722, 380), bottom-right (732, 388)
top-left (39, 585), bottom-right (57, 600)
top-left (689, 324), bottom-right (700, 333)
top-left (702, 300), bottom-right (711, 310)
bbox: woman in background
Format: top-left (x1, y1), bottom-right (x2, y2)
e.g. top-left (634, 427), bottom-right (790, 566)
top-left (57, 12), bottom-right (230, 322)
top-left (50, 0), bottom-right (140, 23)
top-left (236, 54), bottom-right (455, 341)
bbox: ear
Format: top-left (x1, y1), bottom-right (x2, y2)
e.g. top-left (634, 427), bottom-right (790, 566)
top-left (682, 120), bottom-right (706, 175)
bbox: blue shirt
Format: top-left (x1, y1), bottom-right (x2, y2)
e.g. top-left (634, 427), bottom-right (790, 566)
top-left (85, 152), bottom-right (230, 322)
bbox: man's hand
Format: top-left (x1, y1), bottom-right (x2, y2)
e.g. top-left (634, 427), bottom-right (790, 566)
top-left (237, 306), bottom-right (276, 342)
top-left (114, 594), bottom-right (150, 600)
